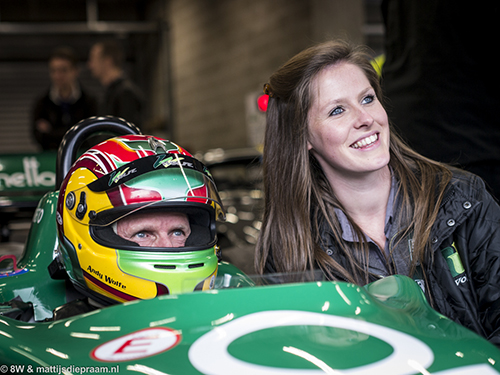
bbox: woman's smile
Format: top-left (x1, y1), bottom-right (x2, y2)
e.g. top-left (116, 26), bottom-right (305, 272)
top-left (350, 132), bottom-right (379, 149)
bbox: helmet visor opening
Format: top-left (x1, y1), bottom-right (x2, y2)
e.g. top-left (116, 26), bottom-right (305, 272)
top-left (90, 203), bottom-right (218, 252)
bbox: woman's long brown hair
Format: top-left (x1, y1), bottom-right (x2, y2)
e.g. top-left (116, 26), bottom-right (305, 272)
top-left (255, 40), bottom-right (452, 285)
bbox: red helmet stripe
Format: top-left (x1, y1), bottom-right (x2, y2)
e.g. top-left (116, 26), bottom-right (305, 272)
top-left (83, 268), bottom-right (137, 302)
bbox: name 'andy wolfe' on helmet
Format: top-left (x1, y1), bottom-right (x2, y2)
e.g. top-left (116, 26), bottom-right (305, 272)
top-left (55, 135), bottom-right (225, 305)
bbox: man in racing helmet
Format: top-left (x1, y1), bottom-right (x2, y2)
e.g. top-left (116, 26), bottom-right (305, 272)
top-left (114, 211), bottom-right (191, 248)
top-left (47, 134), bottom-right (225, 319)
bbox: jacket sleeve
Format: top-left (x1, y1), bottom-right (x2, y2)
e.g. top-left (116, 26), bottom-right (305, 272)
top-left (463, 177), bottom-right (500, 345)
top-left (113, 82), bottom-right (143, 127)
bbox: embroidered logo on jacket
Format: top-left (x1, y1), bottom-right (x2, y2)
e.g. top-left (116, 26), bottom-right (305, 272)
top-left (441, 243), bottom-right (468, 286)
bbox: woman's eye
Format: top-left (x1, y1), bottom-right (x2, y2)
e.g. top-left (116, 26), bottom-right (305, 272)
top-left (362, 95), bottom-right (375, 105)
top-left (329, 106), bottom-right (344, 116)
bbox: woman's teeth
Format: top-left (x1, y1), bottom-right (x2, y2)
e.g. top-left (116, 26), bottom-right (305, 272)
top-left (351, 134), bottom-right (378, 149)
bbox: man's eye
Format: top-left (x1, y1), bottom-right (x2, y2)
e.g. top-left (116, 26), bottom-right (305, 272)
top-left (133, 232), bottom-right (147, 239)
top-left (172, 229), bottom-right (186, 237)
top-left (329, 106), bottom-right (344, 116)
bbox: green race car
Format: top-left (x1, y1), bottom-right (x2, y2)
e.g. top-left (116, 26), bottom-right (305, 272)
top-left (0, 117), bottom-right (498, 375)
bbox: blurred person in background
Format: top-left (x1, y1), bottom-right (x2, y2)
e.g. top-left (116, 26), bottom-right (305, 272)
top-left (32, 46), bottom-right (98, 150)
top-left (88, 40), bottom-right (144, 128)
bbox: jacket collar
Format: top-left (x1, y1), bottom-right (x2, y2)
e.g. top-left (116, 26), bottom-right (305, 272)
top-left (429, 177), bottom-right (479, 251)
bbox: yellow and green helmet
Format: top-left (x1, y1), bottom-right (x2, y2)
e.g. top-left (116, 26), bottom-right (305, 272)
top-left (56, 135), bottom-right (225, 304)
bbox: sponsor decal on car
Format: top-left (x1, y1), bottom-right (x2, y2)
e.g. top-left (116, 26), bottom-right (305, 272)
top-left (91, 327), bottom-right (181, 362)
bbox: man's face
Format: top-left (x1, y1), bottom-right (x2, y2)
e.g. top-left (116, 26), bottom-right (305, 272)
top-left (49, 58), bottom-right (78, 91)
top-left (116, 212), bottom-right (191, 248)
top-left (88, 44), bottom-right (106, 79)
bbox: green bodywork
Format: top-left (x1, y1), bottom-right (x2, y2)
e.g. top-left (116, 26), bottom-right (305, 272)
top-left (0, 152), bottom-right (56, 207)
top-left (0, 192), bottom-right (499, 374)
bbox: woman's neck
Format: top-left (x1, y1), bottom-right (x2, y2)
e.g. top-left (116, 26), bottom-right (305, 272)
top-left (329, 166), bottom-right (392, 246)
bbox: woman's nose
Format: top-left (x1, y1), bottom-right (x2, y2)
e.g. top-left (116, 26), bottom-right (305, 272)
top-left (354, 106), bottom-right (375, 128)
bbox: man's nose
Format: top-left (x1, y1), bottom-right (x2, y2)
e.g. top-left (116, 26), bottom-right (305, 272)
top-left (155, 234), bottom-right (175, 248)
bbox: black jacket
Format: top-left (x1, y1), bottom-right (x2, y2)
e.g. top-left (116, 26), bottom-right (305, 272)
top-left (32, 88), bottom-right (98, 150)
top-left (425, 171), bottom-right (500, 345)
top-left (319, 170), bottom-right (500, 346)
top-left (102, 77), bottom-right (144, 128)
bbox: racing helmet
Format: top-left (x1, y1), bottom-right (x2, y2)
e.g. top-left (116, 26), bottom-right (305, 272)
top-left (56, 135), bottom-right (225, 304)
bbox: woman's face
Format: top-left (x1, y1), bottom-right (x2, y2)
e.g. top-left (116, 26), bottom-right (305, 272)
top-left (307, 62), bottom-right (390, 183)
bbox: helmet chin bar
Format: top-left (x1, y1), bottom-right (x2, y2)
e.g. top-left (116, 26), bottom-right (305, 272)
top-left (71, 246), bottom-right (218, 304)
top-left (69, 267), bottom-right (215, 306)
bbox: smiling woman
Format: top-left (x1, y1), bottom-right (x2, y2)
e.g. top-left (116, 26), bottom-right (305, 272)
top-left (306, 62), bottom-right (391, 187)
top-left (306, 62), bottom-right (392, 250)
top-left (255, 39), bottom-right (500, 347)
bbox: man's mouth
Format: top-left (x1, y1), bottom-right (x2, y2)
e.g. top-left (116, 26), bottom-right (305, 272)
top-left (350, 133), bottom-right (379, 149)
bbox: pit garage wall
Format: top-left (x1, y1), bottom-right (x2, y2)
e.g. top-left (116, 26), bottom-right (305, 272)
top-left (165, 0), bottom-right (364, 153)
